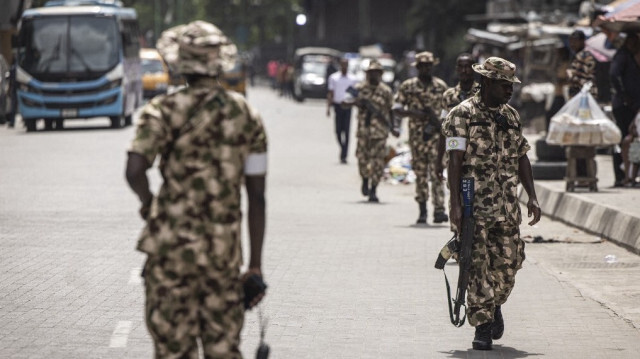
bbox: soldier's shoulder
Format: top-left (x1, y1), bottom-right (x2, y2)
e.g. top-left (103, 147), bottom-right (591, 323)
top-left (442, 87), bottom-right (456, 97)
top-left (450, 98), bottom-right (475, 116)
top-left (379, 82), bottom-right (393, 94)
top-left (503, 104), bottom-right (521, 121)
top-left (432, 77), bottom-right (448, 89)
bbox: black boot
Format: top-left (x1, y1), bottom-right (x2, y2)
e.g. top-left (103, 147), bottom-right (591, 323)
top-left (472, 322), bottom-right (493, 350)
top-left (368, 184), bottom-right (379, 203)
top-left (416, 201), bottom-right (427, 224)
top-left (361, 178), bottom-right (369, 196)
top-left (492, 306), bottom-right (504, 340)
top-left (433, 211), bottom-right (449, 223)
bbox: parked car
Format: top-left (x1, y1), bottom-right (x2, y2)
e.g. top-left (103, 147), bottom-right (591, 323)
top-left (292, 47), bottom-right (342, 101)
top-left (140, 48), bottom-right (169, 99)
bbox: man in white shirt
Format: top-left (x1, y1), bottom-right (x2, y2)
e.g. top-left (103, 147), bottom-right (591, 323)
top-left (327, 58), bottom-right (358, 164)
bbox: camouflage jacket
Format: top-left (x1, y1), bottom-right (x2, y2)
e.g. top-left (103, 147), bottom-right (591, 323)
top-left (568, 49), bottom-right (597, 98)
top-left (441, 81), bottom-right (480, 112)
top-left (442, 92), bottom-right (530, 224)
top-left (355, 81), bottom-right (393, 139)
top-left (129, 78), bottom-right (267, 269)
top-left (394, 76), bottom-right (448, 144)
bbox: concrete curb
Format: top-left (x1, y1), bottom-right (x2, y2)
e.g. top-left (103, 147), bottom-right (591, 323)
top-left (519, 183), bottom-right (640, 255)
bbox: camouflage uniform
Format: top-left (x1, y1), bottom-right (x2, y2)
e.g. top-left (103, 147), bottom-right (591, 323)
top-left (394, 76), bottom-right (448, 210)
top-left (442, 58), bottom-right (530, 327)
top-left (354, 81), bottom-right (393, 186)
top-left (568, 49), bottom-right (597, 98)
top-left (441, 81), bottom-right (479, 113)
top-left (130, 21), bottom-right (267, 358)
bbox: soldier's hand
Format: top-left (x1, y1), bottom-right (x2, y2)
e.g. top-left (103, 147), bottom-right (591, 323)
top-left (450, 204), bottom-right (462, 233)
top-left (527, 198), bottom-right (541, 226)
top-left (242, 267), bottom-right (266, 309)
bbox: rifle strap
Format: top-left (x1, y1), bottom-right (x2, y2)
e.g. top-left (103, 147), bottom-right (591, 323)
top-left (442, 268), bottom-right (466, 327)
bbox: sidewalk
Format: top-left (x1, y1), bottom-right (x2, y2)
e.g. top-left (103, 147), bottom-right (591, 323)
top-left (522, 134), bottom-right (640, 254)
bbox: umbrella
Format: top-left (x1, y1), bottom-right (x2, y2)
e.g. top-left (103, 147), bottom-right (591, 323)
top-left (594, 1), bottom-right (640, 32)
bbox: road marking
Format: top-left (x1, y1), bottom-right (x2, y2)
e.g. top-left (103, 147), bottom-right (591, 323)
top-left (128, 267), bottom-right (142, 285)
top-left (109, 321), bottom-right (133, 348)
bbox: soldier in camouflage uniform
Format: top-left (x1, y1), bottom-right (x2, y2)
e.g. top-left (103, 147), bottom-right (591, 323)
top-left (435, 53), bottom-right (479, 178)
top-left (346, 60), bottom-right (395, 202)
top-left (442, 57), bottom-right (541, 351)
top-left (125, 21), bottom-right (267, 358)
top-left (568, 30), bottom-right (597, 98)
top-left (393, 51), bottom-right (448, 223)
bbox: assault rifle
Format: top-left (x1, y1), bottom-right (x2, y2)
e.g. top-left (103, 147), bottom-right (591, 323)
top-left (421, 107), bottom-right (442, 141)
top-left (434, 177), bottom-right (475, 327)
top-left (346, 86), bottom-right (398, 134)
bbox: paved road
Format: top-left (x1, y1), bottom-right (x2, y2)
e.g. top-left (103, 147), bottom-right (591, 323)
top-left (1, 86), bottom-right (639, 358)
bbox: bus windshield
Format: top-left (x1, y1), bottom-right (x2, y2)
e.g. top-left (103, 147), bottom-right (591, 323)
top-left (19, 15), bottom-right (120, 79)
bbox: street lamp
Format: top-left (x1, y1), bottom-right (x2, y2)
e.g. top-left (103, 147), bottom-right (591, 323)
top-left (296, 14), bottom-right (307, 26)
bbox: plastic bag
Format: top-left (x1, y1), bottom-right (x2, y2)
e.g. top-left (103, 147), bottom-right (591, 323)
top-left (546, 83), bottom-right (621, 146)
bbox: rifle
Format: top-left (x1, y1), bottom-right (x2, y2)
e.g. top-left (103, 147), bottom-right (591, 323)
top-left (421, 107), bottom-right (442, 142)
top-left (434, 177), bottom-right (475, 327)
top-left (346, 86), bottom-right (397, 133)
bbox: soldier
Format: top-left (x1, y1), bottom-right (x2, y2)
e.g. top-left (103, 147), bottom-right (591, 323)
top-left (393, 51), bottom-right (448, 223)
top-left (442, 57), bottom-right (541, 350)
top-left (125, 21), bottom-right (267, 358)
top-left (435, 53), bottom-right (479, 178)
top-left (345, 59), bottom-right (395, 202)
top-left (567, 30), bottom-right (597, 99)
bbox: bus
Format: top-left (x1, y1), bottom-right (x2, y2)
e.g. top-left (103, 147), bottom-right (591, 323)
top-left (15, 0), bottom-right (142, 131)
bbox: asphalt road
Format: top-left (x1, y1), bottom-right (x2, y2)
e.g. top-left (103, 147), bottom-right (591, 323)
top-left (0, 86), bottom-right (639, 358)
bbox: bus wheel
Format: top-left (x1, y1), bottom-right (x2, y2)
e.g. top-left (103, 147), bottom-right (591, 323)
top-left (25, 119), bottom-right (37, 132)
top-left (55, 119), bottom-right (64, 130)
top-left (110, 116), bottom-right (125, 129)
top-left (124, 114), bottom-right (132, 127)
top-left (44, 119), bottom-right (54, 131)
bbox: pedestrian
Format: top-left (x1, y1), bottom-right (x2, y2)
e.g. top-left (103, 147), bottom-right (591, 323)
top-left (435, 53), bottom-right (479, 183)
top-left (344, 59), bottom-right (396, 202)
top-left (610, 32), bottom-right (640, 187)
top-left (393, 51), bottom-right (449, 223)
top-left (125, 21), bottom-right (268, 358)
top-left (441, 57), bottom-right (541, 350)
top-left (567, 30), bottom-right (597, 99)
top-left (327, 58), bottom-right (358, 164)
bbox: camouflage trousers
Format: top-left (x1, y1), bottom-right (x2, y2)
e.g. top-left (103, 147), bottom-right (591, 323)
top-left (356, 136), bottom-right (387, 185)
top-left (467, 220), bottom-right (525, 327)
top-left (143, 255), bottom-right (244, 359)
top-left (411, 138), bottom-right (445, 211)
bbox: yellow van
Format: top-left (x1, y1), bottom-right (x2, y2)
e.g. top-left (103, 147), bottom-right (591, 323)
top-left (220, 60), bottom-right (246, 96)
top-left (140, 48), bottom-right (169, 98)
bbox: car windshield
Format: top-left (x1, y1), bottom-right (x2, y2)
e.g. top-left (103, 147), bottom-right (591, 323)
top-left (302, 61), bottom-right (327, 75)
top-left (19, 15), bottom-right (119, 79)
top-left (141, 59), bottom-right (164, 74)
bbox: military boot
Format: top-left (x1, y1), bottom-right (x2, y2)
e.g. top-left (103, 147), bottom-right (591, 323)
top-left (492, 306), bottom-right (504, 340)
top-left (433, 211), bottom-right (449, 223)
top-left (472, 322), bottom-right (493, 350)
top-left (361, 178), bottom-right (369, 196)
top-left (368, 184), bottom-right (379, 203)
top-left (416, 201), bottom-right (427, 224)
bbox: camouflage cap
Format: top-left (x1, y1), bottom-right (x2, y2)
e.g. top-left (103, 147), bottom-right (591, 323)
top-left (412, 51), bottom-right (439, 66)
top-left (156, 20), bottom-right (237, 77)
top-left (472, 56), bottom-right (520, 83)
top-left (365, 59), bottom-right (384, 72)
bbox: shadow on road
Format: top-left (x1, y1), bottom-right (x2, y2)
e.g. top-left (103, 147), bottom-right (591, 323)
top-left (438, 345), bottom-right (543, 358)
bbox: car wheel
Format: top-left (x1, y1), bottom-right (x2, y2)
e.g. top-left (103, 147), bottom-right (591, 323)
top-left (293, 79), bottom-right (305, 102)
top-left (55, 119), bottom-right (64, 130)
top-left (44, 118), bottom-right (54, 131)
top-left (124, 114), bottom-right (132, 127)
top-left (25, 118), bottom-right (37, 132)
top-left (110, 116), bottom-right (125, 129)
